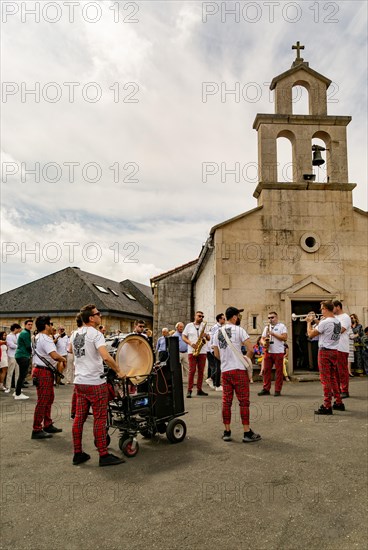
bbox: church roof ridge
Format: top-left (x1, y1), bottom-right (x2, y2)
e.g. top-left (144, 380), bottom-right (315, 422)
top-left (209, 206), bottom-right (263, 235)
top-left (270, 63), bottom-right (332, 91)
top-left (150, 259), bottom-right (198, 283)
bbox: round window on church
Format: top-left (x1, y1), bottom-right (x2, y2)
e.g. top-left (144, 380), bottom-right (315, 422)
top-left (300, 232), bottom-right (320, 253)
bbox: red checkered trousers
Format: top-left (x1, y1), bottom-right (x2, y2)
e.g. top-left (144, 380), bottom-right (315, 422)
top-left (336, 351), bottom-right (349, 394)
top-left (32, 367), bottom-right (55, 431)
top-left (318, 349), bottom-right (343, 408)
top-left (262, 352), bottom-right (284, 392)
top-left (72, 383), bottom-right (109, 457)
top-left (222, 369), bottom-right (250, 425)
top-left (188, 353), bottom-right (206, 392)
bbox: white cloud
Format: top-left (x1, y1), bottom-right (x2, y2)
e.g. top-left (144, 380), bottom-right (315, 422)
top-left (1, 0), bottom-right (367, 293)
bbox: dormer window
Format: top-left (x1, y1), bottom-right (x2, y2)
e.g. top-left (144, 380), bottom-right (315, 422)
top-left (94, 284), bottom-right (109, 293)
top-left (124, 292), bottom-right (136, 301)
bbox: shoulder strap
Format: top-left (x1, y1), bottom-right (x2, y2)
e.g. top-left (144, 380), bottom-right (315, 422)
top-left (32, 339), bottom-right (58, 373)
top-left (220, 327), bottom-right (253, 380)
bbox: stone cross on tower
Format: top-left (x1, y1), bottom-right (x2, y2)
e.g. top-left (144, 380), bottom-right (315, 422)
top-left (292, 41), bottom-right (305, 63)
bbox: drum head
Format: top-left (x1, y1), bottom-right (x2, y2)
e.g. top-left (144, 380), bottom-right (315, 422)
top-left (115, 334), bottom-right (153, 385)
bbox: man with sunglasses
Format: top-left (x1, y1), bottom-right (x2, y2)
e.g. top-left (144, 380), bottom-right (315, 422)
top-left (307, 301), bottom-right (343, 415)
top-left (70, 304), bottom-right (125, 466)
top-left (182, 311), bottom-right (211, 398)
top-left (258, 312), bottom-right (288, 396)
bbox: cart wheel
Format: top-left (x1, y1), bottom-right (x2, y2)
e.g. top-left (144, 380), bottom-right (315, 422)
top-left (120, 437), bottom-right (139, 457)
top-left (166, 418), bottom-right (186, 443)
top-left (118, 432), bottom-right (130, 450)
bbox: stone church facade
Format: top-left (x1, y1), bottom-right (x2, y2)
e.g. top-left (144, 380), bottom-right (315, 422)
top-left (151, 45), bottom-right (368, 372)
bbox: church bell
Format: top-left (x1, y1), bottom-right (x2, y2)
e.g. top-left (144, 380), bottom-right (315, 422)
top-left (312, 144), bottom-right (325, 166)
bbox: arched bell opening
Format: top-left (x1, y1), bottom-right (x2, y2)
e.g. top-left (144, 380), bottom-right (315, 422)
top-left (311, 132), bottom-right (331, 183)
top-left (277, 130), bottom-right (295, 182)
top-left (292, 81), bottom-right (310, 115)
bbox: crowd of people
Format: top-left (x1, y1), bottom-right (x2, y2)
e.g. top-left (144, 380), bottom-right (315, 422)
top-left (0, 300), bottom-right (367, 456)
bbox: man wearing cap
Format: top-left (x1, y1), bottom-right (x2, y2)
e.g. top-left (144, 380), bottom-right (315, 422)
top-left (258, 311), bottom-right (288, 396)
top-left (213, 307), bottom-right (261, 443)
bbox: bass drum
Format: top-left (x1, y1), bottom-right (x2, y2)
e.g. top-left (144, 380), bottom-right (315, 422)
top-left (115, 334), bottom-right (154, 385)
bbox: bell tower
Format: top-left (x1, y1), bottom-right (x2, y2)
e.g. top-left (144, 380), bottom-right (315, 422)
top-left (253, 42), bottom-right (355, 198)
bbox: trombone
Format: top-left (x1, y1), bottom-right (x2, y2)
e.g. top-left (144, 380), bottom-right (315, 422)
top-left (291, 312), bottom-right (323, 322)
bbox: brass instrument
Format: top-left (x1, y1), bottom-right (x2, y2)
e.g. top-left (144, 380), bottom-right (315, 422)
top-left (263, 323), bottom-right (273, 352)
top-left (192, 322), bottom-right (207, 357)
top-left (291, 312), bottom-right (323, 322)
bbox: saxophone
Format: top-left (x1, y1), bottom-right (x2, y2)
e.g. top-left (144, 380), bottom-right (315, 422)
top-left (192, 322), bottom-right (207, 357)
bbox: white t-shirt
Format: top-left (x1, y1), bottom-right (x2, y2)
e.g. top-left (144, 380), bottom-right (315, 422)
top-left (213, 324), bottom-right (250, 373)
top-left (56, 334), bottom-right (69, 356)
top-left (335, 313), bottom-right (351, 353)
top-left (70, 326), bottom-right (106, 385)
top-left (33, 333), bottom-right (57, 367)
top-left (317, 317), bottom-right (341, 350)
top-left (262, 323), bottom-right (288, 353)
top-left (183, 322), bottom-right (208, 355)
top-left (6, 333), bottom-right (18, 358)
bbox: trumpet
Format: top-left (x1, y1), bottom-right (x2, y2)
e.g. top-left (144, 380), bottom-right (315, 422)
top-left (291, 312), bottom-right (323, 322)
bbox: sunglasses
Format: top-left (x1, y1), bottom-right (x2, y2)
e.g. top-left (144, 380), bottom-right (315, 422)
top-left (268, 316), bottom-right (275, 320)
top-left (92, 311), bottom-right (101, 317)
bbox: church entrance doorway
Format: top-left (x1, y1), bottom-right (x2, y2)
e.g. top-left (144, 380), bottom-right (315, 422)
top-left (291, 300), bottom-right (321, 371)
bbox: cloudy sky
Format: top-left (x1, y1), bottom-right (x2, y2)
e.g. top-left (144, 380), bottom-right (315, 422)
top-left (1, 0), bottom-right (367, 293)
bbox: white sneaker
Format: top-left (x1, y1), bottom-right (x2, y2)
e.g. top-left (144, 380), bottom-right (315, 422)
top-left (215, 386), bottom-right (223, 392)
top-left (205, 378), bottom-right (214, 388)
top-left (4, 388), bottom-right (11, 393)
top-left (14, 393), bottom-right (29, 400)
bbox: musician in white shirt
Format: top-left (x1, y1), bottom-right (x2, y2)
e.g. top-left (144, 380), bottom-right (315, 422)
top-left (182, 311), bottom-right (210, 398)
top-left (259, 312), bottom-right (287, 396)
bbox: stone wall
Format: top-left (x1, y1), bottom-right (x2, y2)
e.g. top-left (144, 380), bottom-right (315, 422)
top-left (152, 264), bottom-right (195, 340)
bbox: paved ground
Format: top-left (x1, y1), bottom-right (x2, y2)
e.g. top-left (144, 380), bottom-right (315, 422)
top-left (1, 377), bottom-right (367, 550)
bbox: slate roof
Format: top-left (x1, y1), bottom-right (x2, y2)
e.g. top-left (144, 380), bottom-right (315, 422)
top-left (0, 267), bottom-right (152, 318)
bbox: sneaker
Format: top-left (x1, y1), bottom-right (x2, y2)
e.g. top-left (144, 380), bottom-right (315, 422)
top-left (215, 386), bottom-right (223, 392)
top-left (222, 430), bottom-right (232, 442)
top-left (205, 377), bottom-right (214, 388)
top-left (4, 388), bottom-right (11, 394)
top-left (332, 402), bottom-right (346, 411)
top-left (197, 390), bottom-right (208, 396)
top-left (14, 393), bottom-right (29, 400)
top-left (31, 430), bottom-right (53, 439)
top-left (314, 404), bottom-right (333, 415)
top-left (340, 392), bottom-right (349, 399)
top-left (99, 453), bottom-right (125, 467)
top-left (274, 391), bottom-right (281, 396)
top-left (44, 425), bottom-right (63, 433)
top-left (73, 452), bottom-right (91, 465)
top-left (242, 429), bottom-right (262, 443)
top-left (186, 390), bottom-right (192, 398)
top-left (258, 389), bottom-right (270, 396)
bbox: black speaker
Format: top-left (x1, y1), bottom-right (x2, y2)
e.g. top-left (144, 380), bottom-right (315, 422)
top-left (151, 336), bottom-right (185, 419)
